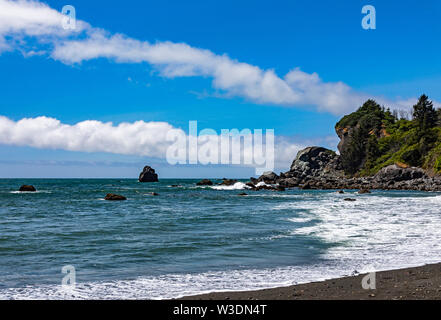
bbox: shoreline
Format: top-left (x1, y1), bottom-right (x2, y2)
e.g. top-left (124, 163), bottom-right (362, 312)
top-left (179, 263), bottom-right (441, 300)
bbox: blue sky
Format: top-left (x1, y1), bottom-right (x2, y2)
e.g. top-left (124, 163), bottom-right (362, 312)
top-left (0, 0), bottom-right (440, 178)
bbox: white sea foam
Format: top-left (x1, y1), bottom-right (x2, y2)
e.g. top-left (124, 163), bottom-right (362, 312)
top-left (288, 193), bottom-right (441, 267)
top-left (255, 181), bottom-right (269, 187)
top-left (286, 217), bottom-right (313, 223)
top-left (210, 181), bottom-right (276, 191)
top-left (9, 190), bottom-right (51, 194)
top-left (0, 264), bottom-right (373, 300)
top-left (210, 182), bottom-right (250, 190)
top-left (2, 191), bottom-right (441, 300)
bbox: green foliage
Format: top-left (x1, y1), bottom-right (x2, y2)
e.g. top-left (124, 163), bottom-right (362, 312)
top-left (336, 95), bottom-right (441, 176)
top-left (365, 135), bottom-right (380, 169)
top-left (412, 94), bottom-right (437, 132)
top-left (337, 100), bottom-right (393, 174)
top-left (336, 99), bottom-right (385, 129)
top-left (401, 147), bottom-right (422, 167)
top-left (340, 127), bottom-right (367, 174)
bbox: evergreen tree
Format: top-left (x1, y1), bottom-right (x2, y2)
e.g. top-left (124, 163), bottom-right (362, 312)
top-left (412, 94), bottom-right (437, 131)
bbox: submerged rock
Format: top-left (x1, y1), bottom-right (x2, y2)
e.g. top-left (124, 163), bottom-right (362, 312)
top-left (344, 198), bottom-right (356, 201)
top-left (220, 179), bottom-right (237, 186)
top-left (149, 192), bottom-right (159, 196)
top-left (257, 171), bottom-right (279, 184)
top-left (196, 179), bottom-right (213, 186)
top-left (138, 166), bottom-right (159, 182)
top-left (105, 193), bottom-right (127, 201)
top-left (245, 182), bottom-right (256, 189)
top-left (358, 189), bottom-right (371, 194)
top-left (279, 177), bottom-right (300, 188)
top-left (19, 185), bottom-right (36, 192)
top-left (300, 183), bottom-right (312, 190)
top-left (237, 192), bottom-right (248, 196)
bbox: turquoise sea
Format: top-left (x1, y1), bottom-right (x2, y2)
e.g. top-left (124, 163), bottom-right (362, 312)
top-left (1, 178), bottom-right (441, 299)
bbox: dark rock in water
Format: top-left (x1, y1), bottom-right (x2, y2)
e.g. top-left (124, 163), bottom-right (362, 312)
top-left (245, 182), bottom-right (256, 189)
top-left (138, 166), bottom-right (159, 182)
top-left (257, 171), bottom-right (279, 184)
top-left (255, 185), bottom-right (273, 191)
top-left (149, 192), bottom-right (159, 196)
top-left (337, 190), bottom-right (344, 194)
top-left (238, 192), bottom-right (247, 196)
top-left (170, 185), bottom-right (181, 187)
top-left (300, 182), bottom-right (312, 190)
top-left (196, 179), bottom-right (213, 186)
top-left (358, 189), bottom-right (371, 194)
top-left (19, 185), bottom-right (36, 192)
top-left (289, 146), bottom-right (342, 179)
top-left (279, 177), bottom-right (300, 188)
top-left (105, 193), bottom-right (126, 201)
top-left (344, 198), bottom-right (356, 201)
top-left (220, 179), bottom-right (237, 186)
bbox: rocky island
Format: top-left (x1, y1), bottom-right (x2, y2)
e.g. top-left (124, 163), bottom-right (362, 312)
top-left (138, 165), bottom-right (159, 182)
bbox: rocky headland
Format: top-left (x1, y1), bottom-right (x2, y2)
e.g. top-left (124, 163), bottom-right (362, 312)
top-left (248, 96), bottom-right (441, 192)
top-left (249, 146), bottom-right (441, 191)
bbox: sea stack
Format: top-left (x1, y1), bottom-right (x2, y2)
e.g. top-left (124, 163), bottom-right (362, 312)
top-left (19, 185), bottom-right (36, 192)
top-left (138, 166), bottom-right (159, 182)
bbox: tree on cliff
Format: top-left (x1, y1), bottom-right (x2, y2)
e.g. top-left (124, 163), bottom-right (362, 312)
top-left (340, 127), bottom-right (366, 174)
top-left (338, 100), bottom-right (391, 174)
top-left (412, 94), bottom-right (437, 132)
top-left (336, 94), bottom-right (441, 176)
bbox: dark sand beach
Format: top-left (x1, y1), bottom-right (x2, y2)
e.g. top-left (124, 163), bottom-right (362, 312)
top-left (180, 263), bottom-right (441, 300)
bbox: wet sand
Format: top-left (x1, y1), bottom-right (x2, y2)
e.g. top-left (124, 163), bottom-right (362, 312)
top-left (180, 263), bottom-right (441, 300)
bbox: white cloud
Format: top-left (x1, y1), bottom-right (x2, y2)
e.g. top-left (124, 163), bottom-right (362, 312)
top-left (0, 116), bottom-right (176, 158)
top-left (0, 115), bottom-right (304, 170)
top-left (0, 0), bottom-right (88, 38)
top-left (0, 0), bottom-right (434, 115)
top-left (50, 32), bottom-right (366, 114)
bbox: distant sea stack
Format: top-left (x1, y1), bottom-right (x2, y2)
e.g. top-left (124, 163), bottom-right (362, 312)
top-left (19, 185), bottom-right (36, 192)
top-left (138, 166), bottom-right (159, 182)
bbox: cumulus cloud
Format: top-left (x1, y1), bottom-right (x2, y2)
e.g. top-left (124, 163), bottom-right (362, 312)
top-left (0, 115), bottom-right (303, 170)
top-left (0, 0), bottom-right (433, 115)
top-left (0, 116), bottom-right (176, 158)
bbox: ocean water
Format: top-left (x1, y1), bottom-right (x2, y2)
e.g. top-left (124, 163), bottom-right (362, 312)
top-left (1, 178), bottom-right (441, 299)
